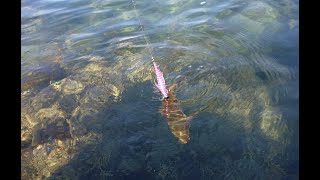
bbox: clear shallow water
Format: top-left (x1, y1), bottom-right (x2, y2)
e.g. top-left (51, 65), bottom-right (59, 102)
top-left (21, 0), bottom-right (298, 179)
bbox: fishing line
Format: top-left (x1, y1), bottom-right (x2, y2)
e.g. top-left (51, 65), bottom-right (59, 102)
top-left (131, 0), bottom-right (170, 101)
top-left (131, 0), bottom-right (156, 62)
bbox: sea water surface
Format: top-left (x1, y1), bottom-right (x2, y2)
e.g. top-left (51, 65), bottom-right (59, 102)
top-left (21, 0), bottom-right (299, 179)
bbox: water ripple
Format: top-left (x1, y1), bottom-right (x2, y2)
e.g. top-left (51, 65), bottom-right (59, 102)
top-left (21, 0), bottom-right (299, 179)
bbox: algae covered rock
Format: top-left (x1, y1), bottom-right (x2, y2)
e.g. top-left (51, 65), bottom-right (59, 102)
top-left (31, 120), bottom-right (71, 147)
top-left (241, 1), bottom-right (279, 23)
top-left (22, 45), bottom-right (66, 92)
top-left (34, 103), bottom-right (66, 123)
top-left (61, 79), bottom-right (86, 95)
top-left (259, 107), bottom-right (289, 142)
top-left (58, 94), bottom-right (79, 114)
top-left (21, 62), bottom-right (66, 92)
top-left (21, 40), bottom-right (132, 179)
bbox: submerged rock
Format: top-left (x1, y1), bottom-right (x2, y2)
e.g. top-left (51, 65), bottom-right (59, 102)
top-left (241, 1), bottom-right (279, 23)
top-left (227, 14), bottom-right (265, 33)
top-left (31, 120), bottom-right (71, 147)
top-left (34, 103), bottom-right (66, 123)
top-left (21, 125), bottom-right (33, 149)
top-left (259, 107), bottom-right (289, 142)
top-left (58, 94), bottom-right (79, 114)
top-left (61, 79), bottom-right (86, 95)
top-left (21, 54), bottom-right (127, 179)
top-left (21, 62), bottom-right (66, 92)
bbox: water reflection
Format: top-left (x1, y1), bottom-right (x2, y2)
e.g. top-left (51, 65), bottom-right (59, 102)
top-left (21, 0), bottom-right (298, 179)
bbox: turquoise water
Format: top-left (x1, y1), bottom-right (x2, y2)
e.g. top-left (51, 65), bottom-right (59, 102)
top-left (21, 0), bottom-right (298, 179)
